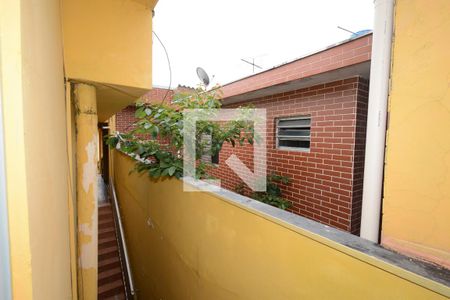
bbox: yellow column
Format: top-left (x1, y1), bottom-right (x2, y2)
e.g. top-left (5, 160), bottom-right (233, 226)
top-left (74, 83), bottom-right (98, 299)
top-left (0, 1), bottom-right (33, 296)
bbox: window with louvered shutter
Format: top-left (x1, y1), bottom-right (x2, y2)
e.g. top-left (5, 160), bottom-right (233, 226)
top-left (276, 116), bottom-right (311, 151)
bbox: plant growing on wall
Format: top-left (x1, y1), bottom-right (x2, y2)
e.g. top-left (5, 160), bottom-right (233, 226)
top-left (252, 173), bottom-right (292, 210)
top-left (234, 182), bottom-right (246, 195)
top-left (106, 86), bottom-right (255, 180)
top-left (235, 173), bottom-right (292, 210)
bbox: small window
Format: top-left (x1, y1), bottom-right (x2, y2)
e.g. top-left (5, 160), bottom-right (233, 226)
top-left (211, 152), bottom-right (219, 164)
top-left (201, 134), bottom-right (220, 165)
top-left (276, 116), bottom-right (311, 151)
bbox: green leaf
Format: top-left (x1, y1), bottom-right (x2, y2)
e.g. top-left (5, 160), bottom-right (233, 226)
top-left (106, 137), bottom-right (119, 147)
top-left (152, 126), bottom-right (159, 138)
top-left (160, 161), bottom-right (170, 168)
top-left (137, 144), bottom-right (144, 155)
top-left (149, 168), bottom-right (161, 178)
top-left (168, 166), bottom-right (176, 176)
top-left (135, 107), bottom-right (146, 118)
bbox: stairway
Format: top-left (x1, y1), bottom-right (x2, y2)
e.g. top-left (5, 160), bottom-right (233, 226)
top-left (98, 203), bottom-right (126, 299)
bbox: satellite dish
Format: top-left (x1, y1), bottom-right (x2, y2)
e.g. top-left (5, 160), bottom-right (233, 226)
top-left (196, 67), bottom-right (210, 87)
top-left (351, 29), bottom-right (372, 38)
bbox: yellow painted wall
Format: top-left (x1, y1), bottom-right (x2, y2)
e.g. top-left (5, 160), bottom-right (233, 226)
top-left (381, 0), bottom-right (450, 268)
top-left (66, 83), bottom-right (79, 300)
top-left (114, 152), bottom-right (449, 300)
top-left (0, 0), bottom-right (72, 298)
top-left (62, 0), bottom-right (154, 90)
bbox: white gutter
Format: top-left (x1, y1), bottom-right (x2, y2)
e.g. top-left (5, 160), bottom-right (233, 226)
top-left (0, 47), bottom-right (12, 299)
top-left (360, 0), bottom-right (395, 242)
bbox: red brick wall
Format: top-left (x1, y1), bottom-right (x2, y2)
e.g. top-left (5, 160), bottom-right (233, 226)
top-left (350, 79), bottom-right (369, 234)
top-left (115, 80), bottom-right (369, 233)
top-left (209, 77), bottom-right (369, 233)
top-left (142, 87), bottom-right (174, 104)
top-left (116, 106), bottom-right (137, 133)
top-left (222, 34), bottom-right (372, 99)
top-left (115, 87), bottom-right (175, 133)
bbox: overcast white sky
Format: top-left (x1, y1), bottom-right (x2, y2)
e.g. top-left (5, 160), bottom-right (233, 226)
top-left (152, 0), bottom-right (374, 88)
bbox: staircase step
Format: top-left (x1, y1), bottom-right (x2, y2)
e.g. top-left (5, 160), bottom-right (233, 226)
top-left (99, 227), bottom-right (115, 239)
top-left (99, 225), bottom-right (114, 232)
top-left (99, 225), bottom-right (115, 233)
top-left (98, 267), bottom-right (123, 286)
top-left (98, 279), bottom-right (124, 296)
top-left (98, 200), bottom-right (125, 298)
top-left (99, 293), bottom-right (126, 300)
top-left (98, 256), bottom-right (120, 273)
top-left (98, 279), bottom-right (124, 298)
top-left (99, 240), bottom-right (117, 251)
top-left (99, 267), bottom-right (122, 280)
top-left (99, 274), bottom-right (123, 288)
top-left (99, 205), bottom-right (112, 211)
top-left (99, 236), bottom-right (118, 248)
top-left (99, 212), bottom-right (113, 220)
top-left (99, 222), bottom-right (115, 231)
top-left (99, 217), bottom-right (113, 224)
top-left (99, 245), bottom-right (119, 260)
top-left (99, 233), bottom-right (116, 241)
top-left (99, 244), bottom-right (117, 253)
top-left (99, 235), bottom-right (117, 244)
top-left (99, 208), bottom-right (113, 216)
top-left (99, 234), bottom-right (116, 242)
top-left (99, 217), bottom-right (114, 226)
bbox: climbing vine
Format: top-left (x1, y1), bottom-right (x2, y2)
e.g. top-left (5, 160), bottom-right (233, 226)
top-left (106, 86), bottom-right (255, 180)
top-left (107, 86), bottom-right (293, 210)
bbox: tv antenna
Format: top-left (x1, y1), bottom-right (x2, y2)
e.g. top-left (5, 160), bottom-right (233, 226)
top-left (241, 57), bottom-right (262, 73)
top-left (337, 26), bottom-right (356, 35)
top-left (337, 26), bottom-right (372, 38)
top-left (196, 67), bottom-right (210, 87)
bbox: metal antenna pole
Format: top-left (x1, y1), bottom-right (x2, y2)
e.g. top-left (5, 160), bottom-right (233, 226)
top-left (337, 26), bottom-right (356, 35)
top-left (241, 58), bottom-right (262, 73)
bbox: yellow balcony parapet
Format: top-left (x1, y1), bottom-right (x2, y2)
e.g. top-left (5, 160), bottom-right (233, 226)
top-left (113, 151), bottom-right (450, 300)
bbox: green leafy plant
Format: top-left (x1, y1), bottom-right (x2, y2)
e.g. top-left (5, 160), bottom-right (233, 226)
top-left (251, 173), bottom-right (292, 210)
top-left (106, 86), bottom-right (255, 180)
top-left (234, 182), bottom-right (246, 195)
